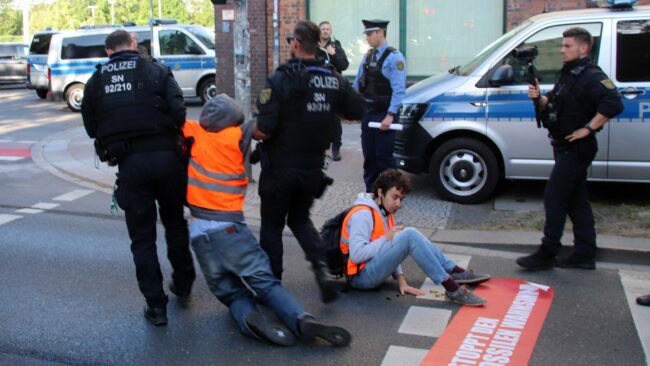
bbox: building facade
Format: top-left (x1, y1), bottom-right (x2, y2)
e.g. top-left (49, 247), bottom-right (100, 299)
top-left (212, 0), bottom-right (650, 107)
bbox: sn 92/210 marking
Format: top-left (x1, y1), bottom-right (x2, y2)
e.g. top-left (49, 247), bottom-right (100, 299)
top-left (105, 82), bottom-right (133, 94)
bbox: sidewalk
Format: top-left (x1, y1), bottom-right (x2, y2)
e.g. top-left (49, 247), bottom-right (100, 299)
top-left (31, 126), bottom-right (650, 258)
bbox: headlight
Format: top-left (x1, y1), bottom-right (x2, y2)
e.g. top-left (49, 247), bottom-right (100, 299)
top-left (399, 103), bottom-right (429, 124)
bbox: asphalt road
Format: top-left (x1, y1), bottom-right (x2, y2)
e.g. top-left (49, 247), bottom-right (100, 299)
top-left (0, 87), bottom-right (648, 365)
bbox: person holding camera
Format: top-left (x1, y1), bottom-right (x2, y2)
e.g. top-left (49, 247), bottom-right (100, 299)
top-left (253, 21), bottom-right (364, 303)
top-left (82, 30), bottom-right (195, 326)
top-left (516, 27), bottom-right (623, 271)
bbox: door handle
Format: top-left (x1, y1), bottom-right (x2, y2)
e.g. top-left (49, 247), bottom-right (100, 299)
top-left (470, 102), bottom-right (487, 107)
top-left (620, 89), bottom-right (645, 96)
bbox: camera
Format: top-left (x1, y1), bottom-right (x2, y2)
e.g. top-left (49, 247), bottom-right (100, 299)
top-left (512, 45), bottom-right (539, 60)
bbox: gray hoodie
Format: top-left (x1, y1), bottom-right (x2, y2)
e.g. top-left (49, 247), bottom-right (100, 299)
top-left (345, 193), bottom-right (403, 276)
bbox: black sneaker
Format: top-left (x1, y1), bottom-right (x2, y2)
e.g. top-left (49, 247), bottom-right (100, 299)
top-left (313, 262), bottom-right (339, 303)
top-left (556, 254), bottom-right (596, 270)
top-left (143, 305), bottom-right (167, 326)
top-left (516, 250), bottom-right (555, 271)
top-left (298, 316), bottom-right (351, 347)
top-left (244, 311), bottom-right (296, 346)
top-left (637, 294), bottom-right (650, 306)
top-left (169, 283), bottom-right (191, 305)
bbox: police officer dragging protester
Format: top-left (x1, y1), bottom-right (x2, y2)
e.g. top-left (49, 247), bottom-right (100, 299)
top-left (81, 30), bottom-right (195, 326)
top-left (354, 19), bottom-right (406, 193)
top-left (316, 21), bottom-right (349, 161)
top-left (253, 20), bottom-right (365, 303)
top-left (516, 27), bottom-right (623, 271)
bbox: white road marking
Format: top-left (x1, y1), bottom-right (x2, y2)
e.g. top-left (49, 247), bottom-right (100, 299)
top-left (53, 189), bottom-right (94, 202)
top-left (0, 139), bottom-right (11, 143)
top-left (381, 345), bottom-right (429, 366)
top-left (0, 214), bottom-right (22, 225)
top-left (418, 253), bottom-right (472, 301)
top-left (31, 202), bottom-right (59, 210)
top-left (15, 208), bottom-right (44, 214)
top-left (619, 270), bottom-right (650, 362)
top-left (0, 156), bottom-right (24, 161)
top-left (17, 140), bottom-right (37, 144)
top-left (398, 306), bottom-right (452, 338)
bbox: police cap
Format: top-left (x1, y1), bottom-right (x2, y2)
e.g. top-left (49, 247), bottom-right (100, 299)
top-left (362, 19), bottom-right (389, 34)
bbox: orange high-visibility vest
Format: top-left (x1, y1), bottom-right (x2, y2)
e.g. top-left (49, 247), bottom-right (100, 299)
top-left (340, 205), bottom-right (394, 277)
top-left (183, 119), bottom-right (248, 222)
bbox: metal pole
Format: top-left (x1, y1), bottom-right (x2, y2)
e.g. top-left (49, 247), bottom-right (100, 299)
top-left (149, 0), bottom-right (155, 56)
top-left (158, 0), bottom-right (162, 19)
top-left (110, 0), bottom-right (115, 25)
top-left (233, 0), bottom-right (251, 120)
top-left (273, 0), bottom-right (279, 69)
top-left (22, 0), bottom-right (29, 44)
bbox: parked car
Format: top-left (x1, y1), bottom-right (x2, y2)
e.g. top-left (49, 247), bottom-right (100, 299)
top-left (394, 0), bottom-right (650, 203)
top-left (0, 42), bottom-right (28, 84)
top-left (27, 19), bottom-right (216, 111)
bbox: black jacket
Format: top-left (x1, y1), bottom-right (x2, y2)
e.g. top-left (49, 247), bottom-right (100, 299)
top-left (315, 39), bottom-right (349, 73)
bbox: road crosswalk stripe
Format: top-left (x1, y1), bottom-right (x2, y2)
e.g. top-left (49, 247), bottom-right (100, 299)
top-left (418, 253), bottom-right (472, 301)
top-left (0, 156), bottom-right (24, 161)
top-left (31, 202), bottom-right (59, 210)
top-left (381, 346), bottom-right (429, 366)
top-left (398, 306), bottom-right (451, 338)
top-left (619, 270), bottom-right (650, 362)
top-left (53, 189), bottom-right (94, 202)
top-left (15, 208), bottom-right (43, 214)
top-left (0, 214), bottom-right (22, 225)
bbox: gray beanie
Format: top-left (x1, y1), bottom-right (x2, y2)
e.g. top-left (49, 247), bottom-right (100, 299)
top-left (199, 93), bottom-right (245, 133)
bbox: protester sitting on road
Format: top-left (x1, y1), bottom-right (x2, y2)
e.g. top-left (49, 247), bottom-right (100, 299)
top-left (182, 94), bottom-right (351, 347)
top-left (637, 294), bottom-right (650, 306)
top-left (341, 169), bottom-right (490, 306)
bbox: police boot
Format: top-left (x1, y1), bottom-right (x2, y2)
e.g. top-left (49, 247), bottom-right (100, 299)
top-left (313, 261), bottom-right (339, 303)
top-left (516, 248), bottom-right (555, 271)
top-left (331, 143), bottom-right (341, 161)
top-left (298, 315), bottom-right (351, 347)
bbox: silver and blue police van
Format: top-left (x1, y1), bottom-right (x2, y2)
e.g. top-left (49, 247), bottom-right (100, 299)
top-left (27, 20), bottom-right (216, 112)
top-left (395, 0), bottom-right (650, 203)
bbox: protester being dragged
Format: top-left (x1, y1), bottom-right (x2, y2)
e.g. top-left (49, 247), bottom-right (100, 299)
top-left (182, 94), bottom-right (351, 347)
top-left (341, 169), bottom-right (490, 306)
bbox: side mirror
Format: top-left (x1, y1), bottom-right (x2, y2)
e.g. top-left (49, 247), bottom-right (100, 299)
top-left (489, 65), bottom-right (514, 87)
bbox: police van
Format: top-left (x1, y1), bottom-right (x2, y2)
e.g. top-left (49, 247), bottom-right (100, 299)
top-left (27, 20), bottom-right (216, 112)
top-left (395, 0), bottom-right (650, 203)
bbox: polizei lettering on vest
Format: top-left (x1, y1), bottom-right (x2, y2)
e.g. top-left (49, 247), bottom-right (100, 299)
top-left (309, 74), bottom-right (339, 90)
top-left (101, 60), bottom-right (137, 74)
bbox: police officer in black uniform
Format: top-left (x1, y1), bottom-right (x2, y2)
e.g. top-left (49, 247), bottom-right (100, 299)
top-left (516, 27), bottom-right (623, 271)
top-left (316, 20), bottom-right (349, 161)
top-left (253, 20), bottom-right (364, 302)
top-left (82, 30), bottom-right (195, 326)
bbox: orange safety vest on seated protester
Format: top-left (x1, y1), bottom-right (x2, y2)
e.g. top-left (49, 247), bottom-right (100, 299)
top-left (183, 119), bottom-right (248, 222)
top-left (339, 205), bottom-right (394, 277)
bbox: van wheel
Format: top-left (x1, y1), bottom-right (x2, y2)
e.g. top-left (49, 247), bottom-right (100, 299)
top-left (199, 77), bottom-right (216, 104)
top-left (429, 138), bottom-right (499, 204)
top-left (36, 89), bottom-right (48, 99)
top-left (66, 84), bottom-right (84, 112)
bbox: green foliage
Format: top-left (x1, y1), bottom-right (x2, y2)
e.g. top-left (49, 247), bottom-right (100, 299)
top-left (0, 0), bottom-right (215, 37)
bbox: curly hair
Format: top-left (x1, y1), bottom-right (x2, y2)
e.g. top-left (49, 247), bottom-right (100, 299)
top-left (372, 169), bottom-right (411, 198)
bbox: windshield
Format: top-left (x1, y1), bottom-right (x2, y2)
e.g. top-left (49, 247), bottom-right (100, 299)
top-left (455, 20), bottom-right (532, 76)
top-left (185, 26), bottom-right (215, 50)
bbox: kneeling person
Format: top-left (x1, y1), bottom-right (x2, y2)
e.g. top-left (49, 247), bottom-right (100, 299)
top-left (341, 169), bottom-right (489, 306)
top-left (184, 94), bottom-right (350, 346)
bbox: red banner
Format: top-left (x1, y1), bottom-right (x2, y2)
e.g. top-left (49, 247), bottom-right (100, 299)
top-left (421, 278), bottom-right (554, 366)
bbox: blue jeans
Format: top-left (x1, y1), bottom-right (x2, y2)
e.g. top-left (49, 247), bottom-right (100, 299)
top-left (348, 228), bottom-right (456, 290)
top-left (190, 223), bottom-right (307, 337)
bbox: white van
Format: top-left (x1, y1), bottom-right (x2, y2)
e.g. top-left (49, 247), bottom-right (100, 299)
top-left (27, 20), bottom-right (216, 112)
top-left (394, 0), bottom-right (650, 203)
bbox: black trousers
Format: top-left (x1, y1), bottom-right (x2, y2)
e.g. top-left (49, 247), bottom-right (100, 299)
top-left (331, 116), bottom-right (342, 146)
top-left (541, 137), bottom-right (598, 259)
top-left (258, 167), bottom-right (327, 280)
top-left (361, 109), bottom-right (396, 192)
top-left (116, 150), bottom-right (195, 307)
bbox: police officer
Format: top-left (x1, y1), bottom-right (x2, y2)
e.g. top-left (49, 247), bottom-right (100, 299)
top-left (254, 20), bottom-right (365, 303)
top-left (353, 19), bottom-right (406, 193)
top-left (316, 21), bottom-right (349, 161)
top-left (81, 30), bottom-right (195, 326)
top-left (516, 27), bottom-right (623, 271)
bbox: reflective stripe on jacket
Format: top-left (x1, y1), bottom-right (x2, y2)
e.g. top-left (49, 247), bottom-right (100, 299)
top-left (340, 205), bottom-right (394, 277)
top-left (183, 119), bottom-right (248, 222)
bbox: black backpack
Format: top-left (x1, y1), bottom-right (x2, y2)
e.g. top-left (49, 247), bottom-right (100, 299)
top-left (320, 205), bottom-right (373, 278)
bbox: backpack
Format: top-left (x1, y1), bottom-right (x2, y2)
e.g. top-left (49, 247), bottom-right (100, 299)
top-left (320, 205), bottom-right (373, 278)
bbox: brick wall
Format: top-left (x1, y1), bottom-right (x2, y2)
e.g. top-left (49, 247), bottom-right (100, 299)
top-left (249, 0), bottom-right (267, 108)
top-left (213, 3), bottom-right (235, 97)
top-left (266, 0), bottom-right (306, 75)
top-left (507, 0), bottom-right (650, 29)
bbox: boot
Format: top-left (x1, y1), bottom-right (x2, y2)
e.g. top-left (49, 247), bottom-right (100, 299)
top-left (331, 143), bottom-right (341, 161)
top-left (313, 261), bottom-right (338, 303)
top-left (516, 249), bottom-right (555, 271)
top-left (556, 253), bottom-right (596, 270)
top-left (298, 315), bottom-right (351, 347)
top-left (143, 305), bottom-right (167, 326)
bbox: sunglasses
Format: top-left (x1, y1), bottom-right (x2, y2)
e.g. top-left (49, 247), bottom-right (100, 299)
top-left (285, 35), bottom-right (301, 44)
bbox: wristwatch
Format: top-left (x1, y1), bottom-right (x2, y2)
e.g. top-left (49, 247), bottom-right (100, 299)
top-left (585, 124), bottom-right (596, 134)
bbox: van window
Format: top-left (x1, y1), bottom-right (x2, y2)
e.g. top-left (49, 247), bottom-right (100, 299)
top-left (135, 31), bottom-right (152, 57)
top-left (500, 23), bottom-right (602, 85)
top-left (616, 19), bottom-right (650, 82)
top-left (62, 34), bottom-right (108, 59)
top-left (185, 26), bottom-right (215, 50)
top-left (0, 45), bottom-right (17, 58)
top-left (159, 30), bottom-right (203, 55)
top-left (30, 33), bottom-right (54, 55)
